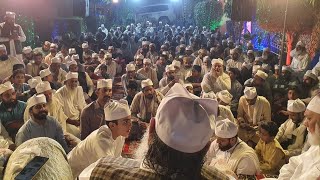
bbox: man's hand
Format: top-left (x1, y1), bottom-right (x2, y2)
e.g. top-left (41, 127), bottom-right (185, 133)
top-left (64, 133), bottom-right (81, 148)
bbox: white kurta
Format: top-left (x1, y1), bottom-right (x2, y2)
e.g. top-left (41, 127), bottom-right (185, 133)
top-left (290, 52), bottom-right (310, 72)
top-left (67, 125), bottom-right (125, 178)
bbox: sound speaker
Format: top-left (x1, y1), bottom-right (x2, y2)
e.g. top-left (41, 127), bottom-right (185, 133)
top-left (231, 0), bottom-right (256, 21)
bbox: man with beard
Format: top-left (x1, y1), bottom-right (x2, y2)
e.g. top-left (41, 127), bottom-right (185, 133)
top-left (193, 48), bottom-right (207, 66)
top-left (80, 79), bottom-right (113, 140)
top-left (49, 57), bottom-right (67, 89)
top-left (44, 43), bottom-right (58, 65)
top-left (272, 95), bottom-right (320, 179)
top-left (0, 81), bottom-right (26, 139)
top-left (79, 84), bottom-right (229, 179)
top-left (206, 119), bottom-right (260, 176)
top-left (34, 41), bottom-right (51, 57)
top-left (0, 44), bottom-right (21, 81)
top-left (301, 70), bottom-right (319, 104)
top-left (94, 53), bottom-right (117, 79)
top-left (22, 46), bottom-right (33, 65)
top-left (134, 54), bottom-right (144, 70)
top-left (290, 41), bottom-right (310, 73)
top-left (15, 94), bottom-right (69, 152)
top-left (68, 100), bottom-right (132, 178)
top-left (130, 79), bottom-right (163, 123)
top-left (137, 58), bottom-right (158, 88)
top-left (135, 41), bottom-right (150, 57)
top-left (146, 43), bottom-right (158, 64)
top-left (54, 72), bottom-right (87, 138)
top-left (201, 58), bottom-right (231, 93)
top-left (159, 64), bottom-right (184, 95)
top-left (0, 12), bottom-right (26, 62)
top-left (226, 48), bottom-right (243, 71)
top-left (26, 50), bottom-right (48, 77)
top-left (121, 64), bottom-right (147, 96)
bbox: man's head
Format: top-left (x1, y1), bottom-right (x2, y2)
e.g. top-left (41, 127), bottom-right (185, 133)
top-left (135, 54), bottom-right (144, 67)
top-left (183, 56), bottom-right (193, 69)
top-left (36, 81), bottom-right (53, 102)
top-left (253, 70), bottom-right (267, 86)
top-left (216, 90), bottom-right (233, 106)
top-left (303, 70), bottom-right (319, 87)
top-left (244, 86), bottom-right (257, 105)
top-left (33, 51), bottom-right (43, 65)
top-left (295, 41), bottom-right (306, 55)
top-left (49, 44), bottom-right (58, 54)
top-left (107, 46), bottom-right (114, 54)
top-left (230, 48), bottom-right (240, 60)
top-left (126, 64), bottom-right (136, 79)
top-left (104, 100), bottom-right (132, 138)
top-left (0, 44), bottom-right (8, 61)
top-left (127, 81), bottom-right (138, 97)
top-left (82, 43), bottom-right (89, 52)
top-left (287, 99), bottom-right (306, 124)
top-left (29, 94), bottom-right (48, 121)
top-left (96, 79), bottom-right (113, 103)
top-left (99, 49), bottom-right (105, 58)
top-left (149, 43), bottom-right (156, 52)
top-left (281, 66), bottom-right (292, 79)
top-left (185, 46), bottom-right (193, 56)
top-left (0, 82), bottom-right (17, 107)
top-left (104, 53), bottom-right (113, 65)
top-left (42, 41), bottom-right (51, 52)
top-left (304, 95), bottom-right (320, 146)
top-left (141, 79), bottom-right (154, 99)
top-left (259, 121), bottom-right (278, 143)
top-left (211, 59), bottom-right (224, 76)
top-left (40, 69), bottom-right (53, 82)
top-left (4, 12), bottom-right (15, 25)
top-left (68, 61), bottom-right (78, 72)
top-left (68, 48), bottom-right (76, 56)
top-left (22, 46), bottom-right (33, 60)
top-left (165, 65), bottom-right (176, 81)
top-left (191, 65), bottom-right (201, 77)
top-left (65, 72), bottom-right (78, 90)
top-left (215, 119), bottom-right (238, 151)
top-left (287, 86), bottom-right (299, 100)
top-left (12, 69), bottom-right (25, 85)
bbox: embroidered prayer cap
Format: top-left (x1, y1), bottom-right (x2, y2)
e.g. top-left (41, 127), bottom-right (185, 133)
top-left (29, 94), bottom-right (47, 109)
top-left (304, 70), bottom-right (318, 81)
top-left (68, 48), bottom-right (76, 54)
top-left (172, 60), bottom-right (181, 68)
top-left (244, 86), bottom-right (257, 100)
top-left (39, 69), bottom-right (51, 78)
top-left (97, 79), bottom-right (112, 89)
top-left (51, 57), bottom-right (61, 64)
top-left (65, 72), bottom-right (78, 81)
top-left (165, 64), bottom-right (175, 72)
top-left (35, 81), bottom-right (52, 94)
top-left (5, 12), bottom-right (15, 18)
top-left (28, 76), bottom-right (42, 89)
top-left (143, 58), bottom-right (151, 64)
top-left (287, 99), bottom-right (306, 113)
top-left (211, 58), bottom-right (224, 65)
top-left (155, 83), bottom-right (218, 153)
top-left (141, 79), bottom-right (153, 89)
top-left (104, 100), bottom-right (131, 121)
top-left (215, 118), bottom-right (238, 138)
top-left (255, 70), bottom-right (268, 80)
top-left (217, 90), bottom-right (233, 105)
top-left (126, 64), bottom-right (136, 72)
top-left (0, 44), bottom-right (6, 51)
top-left (0, 81), bottom-right (14, 95)
top-left (22, 46), bottom-right (32, 54)
top-left (307, 95), bottom-right (320, 114)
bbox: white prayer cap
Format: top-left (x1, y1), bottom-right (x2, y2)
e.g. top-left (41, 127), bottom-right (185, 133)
top-left (186, 46), bottom-right (193, 51)
top-left (67, 60), bottom-right (77, 68)
top-left (215, 119), bottom-right (238, 138)
top-left (126, 64), bottom-right (135, 72)
top-left (202, 91), bottom-right (217, 99)
top-left (247, 50), bottom-right (254, 55)
top-left (143, 58), bottom-right (151, 64)
top-left (65, 72), bottom-right (78, 80)
top-left (217, 90), bottom-right (233, 105)
top-left (255, 70), bottom-right (268, 80)
top-left (51, 57), bottom-right (61, 64)
top-left (105, 53), bottom-right (112, 59)
top-left (141, 79), bottom-right (153, 89)
top-left (155, 83), bottom-right (218, 153)
top-left (274, 64), bottom-right (279, 70)
top-left (68, 48), bottom-right (76, 54)
top-left (304, 70), bottom-right (318, 81)
top-left (296, 41), bottom-right (305, 47)
top-left (242, 62), bottom-right (252, 69)
top-left (44, 41), bottom-right (51, 46)
top-left (142, 41), bottom-right (150, 46)
top-left (0, 44), bottom-right (6, 51)
top-left (211, 58), bottom-right (224, 65)
top-left (287, 99), bottom-right (306, 113)
top-left (97, 79), bottom-right (112, 89)
top-left (5, 11), bottom-right (15, 18)
top-left (183, 83), bottom-right (193, 89)
top-left (0, 81), bottom-right (14, 95)
top-left (92, 53), bottom-right (98, 58)
top-left (230, 48), bottom-right (239, 54)
top-left (252, 65), bottom-right (261, 73)
top-left (28, 76), bottom-right (42, 89)
top-left (22, 46), bottom-right (32, 54)
top-left (39, 69), bottom-right (51, 78)
top-left (179, 44), bottom-right (186, 48)
top-left (165, 64), bottom-right (175, 72)
top-left (50, 43), bottom-right (57, 48)
top-left (307, 95), bottom-right (320, 114)
top-left (172, 60), bottom-right (181, 68)
top-left (35, 81), bottom-right (52, 94)
top-left (136, 54), bottom-right (144, 60)
top-left (82, 43), bottom-right (89, 48)
top-left (29, 94), bottom-right (47, 109)
top-left (72, 54), bottom-right (79, 60)
top-left (244, 86), bottom-right (257, 99)
top-left (203, 56), bottom-right (210, 62)
top-left (104, 100), bottom-right (131, 121)
top-left (263, 47), bottom-right (270, 52)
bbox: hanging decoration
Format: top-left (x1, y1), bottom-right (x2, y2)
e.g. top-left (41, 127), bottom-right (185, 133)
top-left (194, 0), bottom-right (224, 30)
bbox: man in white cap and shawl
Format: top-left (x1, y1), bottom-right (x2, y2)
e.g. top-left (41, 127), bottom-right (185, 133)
top-left (301, 70), bottom-right (320, 104)
top-left (49, 57), bottom-right (67, 89)
top-left (44, 43), bottom-right (58, 65)
top-left (26, 49), bottom-right (48, 77)
top-left (15, 94), bottom-right (69, 152)
top-left (33, 41), bottom-right (51, 57)
top-left (22, 46), bottom-right (33, 64)
top-left (68, 100), bottom-right (132, 178)
top-left (159, 64), bottom-right (184, 95)
top-left (54, 72), bottom-right (87, 137)
top-left (130, 79), bottom-right (164, 123)
top-left (137, 58), bottom-right (158, 88)
top-left (80, 79), bottom-right (113, 140)
top-left (0, 44), bottom-right (21, 81)
top-left (271, 95), bottom-right (320, 179)
top-left (134, 54), bottom-right (144, 70)
top-left (94, 53), bottom-right (117, 79)
top-left (136, 41), bottom-right (150, 57)
top-left (201, 58), bottom-right (231, 93)
top-left (0, 11), bottom-right (26, 62)
top-left (79, 84), bottom-right (230, 179)
top-left (275, 98), bottom-right (307, 159)
top-left (121, 64), bottom-right (147, 96)
top-left (237, 87), bottom-right (271, 146)
top-left (246, 69), bottom-right (273, 102)
top-left (226, 48), bottom-right (243, 71)
top-left (146, 43), bottom-right (158, 64)
top-left (206, 119), bottom-right (260, 176)
top-left (290, 41), bottom-right (310, 73)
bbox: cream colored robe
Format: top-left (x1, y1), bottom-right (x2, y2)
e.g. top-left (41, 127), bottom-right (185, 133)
top-left (0, 56), bottom-right (21, 81)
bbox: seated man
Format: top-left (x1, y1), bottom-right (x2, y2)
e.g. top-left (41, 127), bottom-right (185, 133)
top-left (121, 64), bottom-right (147, 96)
top-left (0, 44), bottom-right (21, 82)
top-left (207, 119), bottom-right (260, 176)
top-left (201, 58), bottom-right (231, 93)
top-left (137, 58), bottom-right (158, 88)
top-left (237, 87), bottom-right (271, 146)
top-left (15, 94), bottom-right (69, 153)
top-left (0, 81), bottom-right (26, 139)
top-left (79, 84), bottom-right (229, 179)
top-left (216, 90), bottom-right (236, 122)
top-left (275, 98), bottom-right (307, 159)
top-left (130, 79), bottom-right (164, 123)
top-left (26, 50), bottom-right (48, 77)
top-left (68, 100), bottom-right (132, 178)
top-left (94, 53), bottom-right (117, 79)
top-left (54, 72), bottom-right (87, 137)
top-left (301, 70), bottom-right (319, 104)
top-left (49, 57), bottom-right (67, 89)
top-left (245, 70), bottom-right (273, 102)
top-left (159, 64), bottom-right (184, 95)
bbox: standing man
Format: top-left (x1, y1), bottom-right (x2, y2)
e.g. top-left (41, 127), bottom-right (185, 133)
top-left (0, 12), bottom-right (26, 62)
